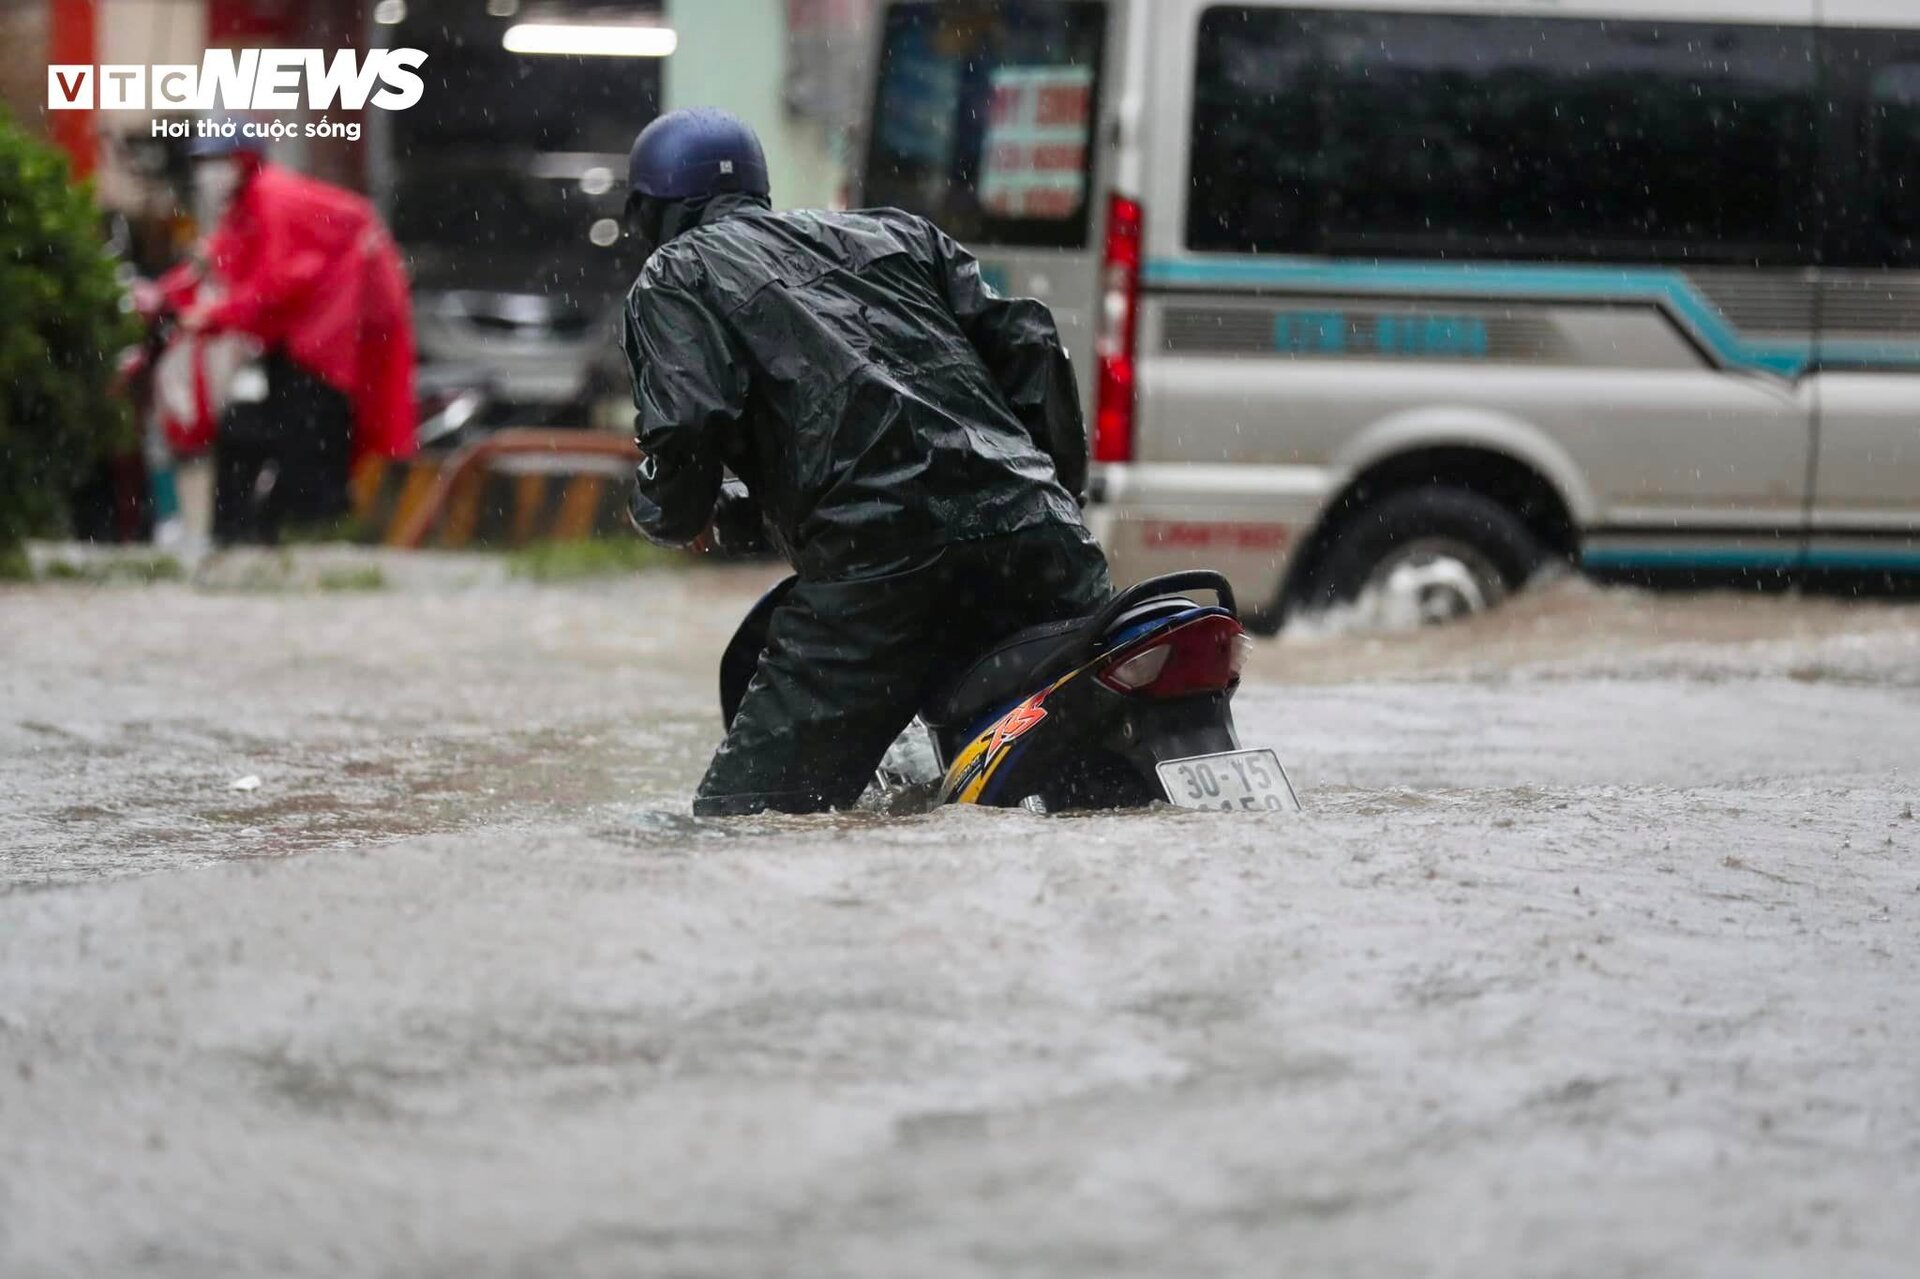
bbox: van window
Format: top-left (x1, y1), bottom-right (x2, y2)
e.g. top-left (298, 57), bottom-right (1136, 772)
top-left (1868, 59), bottom-right (1920, 267)
top-left (864, 2), bottom-right (1106, 248)
top-left (1188, 7), bottom-right (1820, 265)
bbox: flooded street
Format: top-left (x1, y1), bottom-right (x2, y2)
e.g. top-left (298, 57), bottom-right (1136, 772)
top-left (4, 561), bottom-right (1918, 1276)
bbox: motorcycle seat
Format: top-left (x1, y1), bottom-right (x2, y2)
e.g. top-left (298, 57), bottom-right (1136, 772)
top-left (922, 616), bottom-right (1086, 729)
top-left (923, 597), bottom-right (1203, 731)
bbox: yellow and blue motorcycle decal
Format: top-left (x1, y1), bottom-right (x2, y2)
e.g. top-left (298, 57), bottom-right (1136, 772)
top-left (939, 665), bottom-right (1084, 806)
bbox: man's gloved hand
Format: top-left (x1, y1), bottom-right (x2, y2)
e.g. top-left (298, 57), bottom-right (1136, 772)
top-left (709, 478), bottom-right (769, 556)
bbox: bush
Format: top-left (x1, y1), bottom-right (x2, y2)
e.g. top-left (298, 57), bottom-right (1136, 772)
top-left (0, 109), bottom-right (137, 558)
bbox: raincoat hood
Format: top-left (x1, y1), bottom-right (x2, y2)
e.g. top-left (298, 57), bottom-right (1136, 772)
top-left (664, 191), bottom-right (772, 238)
top-left (640, 191), bottom-right (770, 255)
top-left (628, 191), bottom-right (770, 266)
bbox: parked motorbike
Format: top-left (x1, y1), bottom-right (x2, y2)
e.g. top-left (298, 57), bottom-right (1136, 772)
top-left (413, 362), bottom-right (498, 450)
top-left (719, 569), bottom-right (1299, 813)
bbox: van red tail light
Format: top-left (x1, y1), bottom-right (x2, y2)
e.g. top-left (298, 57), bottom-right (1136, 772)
top-left (1093, 192), bottom-right (1142, 464)
top-left (1098, 614), bottom-right (1248, 698)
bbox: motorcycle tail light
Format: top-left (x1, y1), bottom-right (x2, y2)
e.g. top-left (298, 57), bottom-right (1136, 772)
top-left (1229, 632), bottom-right (1254, 678)
top-left (1101, 642), bottom-right (1170, 691)
top-left (1098, 614), bottom-right (1246, 697)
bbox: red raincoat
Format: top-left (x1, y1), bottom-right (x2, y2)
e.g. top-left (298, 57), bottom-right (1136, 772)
top-left (164, 162), bottom-right (416, 462)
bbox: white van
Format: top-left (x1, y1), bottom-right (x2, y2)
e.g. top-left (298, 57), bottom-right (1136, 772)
top-left (858, 0), bottom-right (1920, 627)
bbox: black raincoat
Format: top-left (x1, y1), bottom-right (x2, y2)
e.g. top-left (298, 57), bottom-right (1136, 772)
top-left (620, 193), bottom-right (1108, 816)
top-left (622, 193), bottom-right (1089, 576)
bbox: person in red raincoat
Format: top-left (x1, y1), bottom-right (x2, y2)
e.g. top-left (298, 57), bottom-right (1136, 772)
top-left (162, 125), bottom-right (415, 542)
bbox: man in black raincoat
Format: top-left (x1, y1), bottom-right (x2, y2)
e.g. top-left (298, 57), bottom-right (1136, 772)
top-left (620, 108), bottom-right (1111, 816)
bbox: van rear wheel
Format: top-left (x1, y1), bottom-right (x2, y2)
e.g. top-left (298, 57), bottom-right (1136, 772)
top-left (1304, 486), bottom-right (1545, 626)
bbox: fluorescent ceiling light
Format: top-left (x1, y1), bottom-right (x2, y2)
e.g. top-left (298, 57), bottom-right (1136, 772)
top-left (502, 23), bottom-right (677, 57)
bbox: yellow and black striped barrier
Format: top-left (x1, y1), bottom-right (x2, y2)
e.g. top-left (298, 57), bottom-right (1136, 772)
top-left (352, 430), bottom-right (640, 549)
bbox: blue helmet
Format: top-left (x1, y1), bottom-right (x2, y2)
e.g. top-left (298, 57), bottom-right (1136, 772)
top-left (627, 107), bottom-right (770, 202)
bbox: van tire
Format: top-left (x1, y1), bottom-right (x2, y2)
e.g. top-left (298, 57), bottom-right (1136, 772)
top-left (1301, 486), bottom-right (1545, 623)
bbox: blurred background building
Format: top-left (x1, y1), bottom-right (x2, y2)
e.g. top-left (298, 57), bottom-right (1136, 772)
top-left (1, 0), bottom-right (881, 424)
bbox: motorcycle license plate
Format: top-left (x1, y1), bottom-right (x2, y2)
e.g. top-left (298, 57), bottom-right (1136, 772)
top-left (1156, 749), bottom-right (1299, 812)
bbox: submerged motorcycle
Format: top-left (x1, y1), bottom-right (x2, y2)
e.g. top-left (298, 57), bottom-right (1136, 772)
top-left (719, 569), bottom-right (1299, 814)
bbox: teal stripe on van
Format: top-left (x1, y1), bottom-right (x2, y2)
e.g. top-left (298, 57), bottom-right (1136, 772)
top-left (1805, 547), bottom-right (1920, 571)
top-left (1582, 545), bottom-right (1920, 572)
top-left (1581, 546), bottom-right (1802, 571)
top-left (1141, 258), bottom-right (1920, 376)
